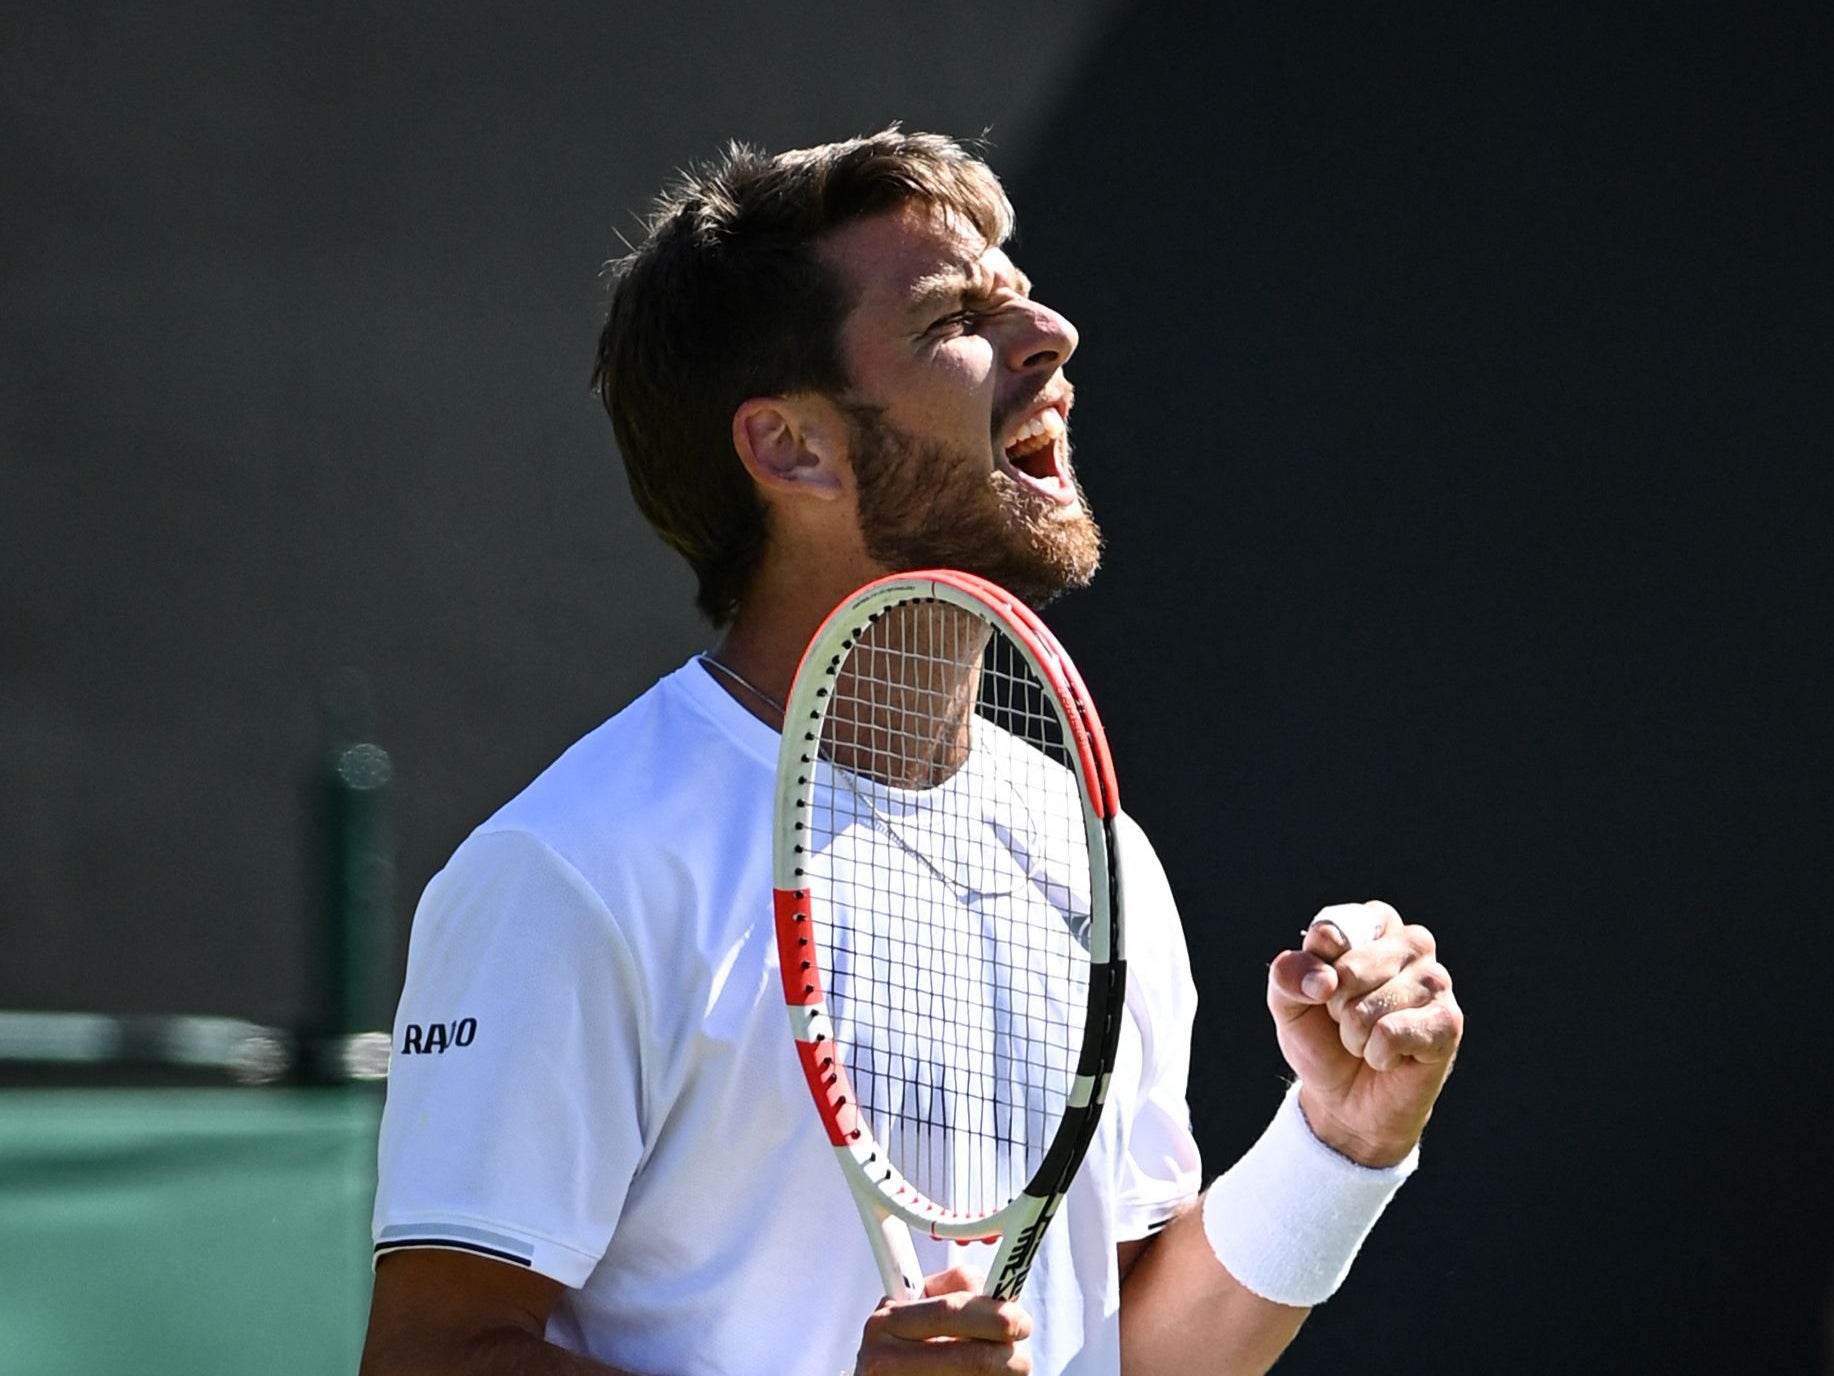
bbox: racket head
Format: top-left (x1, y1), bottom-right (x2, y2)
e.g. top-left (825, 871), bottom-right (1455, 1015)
top-left (772, 570), bottom-right (1126, 1300)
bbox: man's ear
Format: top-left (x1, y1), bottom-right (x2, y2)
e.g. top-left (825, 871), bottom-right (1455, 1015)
top-left (732, 396), bottom-right (847, 499)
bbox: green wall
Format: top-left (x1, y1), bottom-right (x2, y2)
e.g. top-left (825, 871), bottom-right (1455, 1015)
top-left (0, 1089), bottom-right (380, 1374)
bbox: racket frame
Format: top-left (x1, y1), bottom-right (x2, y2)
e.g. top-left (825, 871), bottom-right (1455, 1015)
top-left (772, 570), bottom-right (1127, 1302)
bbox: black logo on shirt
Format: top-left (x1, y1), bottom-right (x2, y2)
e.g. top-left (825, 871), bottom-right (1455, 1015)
top-left (400, 1018), bottom-right (477, 1054)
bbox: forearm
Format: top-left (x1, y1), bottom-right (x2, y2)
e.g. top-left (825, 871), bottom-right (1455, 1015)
top-left (361, 1326), bottom-right (628, 1376)
top-left (1120, 1078), bottom-right (1423, 1374)
top-left (361, 1251), bottom-right (628, 1376)
top-left (1119, 1199), bottom-right (1309, 1376)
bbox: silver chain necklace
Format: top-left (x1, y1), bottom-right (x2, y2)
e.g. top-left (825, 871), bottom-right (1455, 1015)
top-left (697, 653), bottom-right (785, 718)
top-left (702, 651), bottom-right (1048, 906)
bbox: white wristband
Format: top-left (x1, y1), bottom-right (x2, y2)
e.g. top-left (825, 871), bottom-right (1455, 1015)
top-left (1200, 1081), bottom-right (1419, 1307)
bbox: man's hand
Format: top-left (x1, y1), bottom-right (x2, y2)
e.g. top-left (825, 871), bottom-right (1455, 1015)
top-left (1267, 900), bottom-right (1464, 1167)
top-left (855, 1266), bottom-right (1032, 1374)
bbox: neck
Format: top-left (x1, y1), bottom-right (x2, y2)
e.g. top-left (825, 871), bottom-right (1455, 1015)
top-left (709, 540), bottom-right (987, 776)
top-left (704, 534), bottom-right (877, 725)
top-left (825, 599), bottom-right (989, 787)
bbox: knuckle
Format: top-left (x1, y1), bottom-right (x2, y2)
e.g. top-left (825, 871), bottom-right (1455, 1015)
top-left (1333, 986), bottom-right (1368, 1021)
top-left (1352, 977), bottom-right (1421, 1023)
top-left (1443, 995), bottom-right (1467, 1036)
top-left (942, 1263), bottom-right (983, 1292)
top-left (1414, 960), bottom-right (1452, 996)
top-left (1330, 949), bottom-right (1376, 992)
top-left (1402, 924), bottom-right (1437, 957)
top-left (1337, 1017), bottom-right (1369, 1058)
top-left (1417, 1006), bottom-right (1462, 1053)
top-left (1345, 992), bottom-right (1385, 1029)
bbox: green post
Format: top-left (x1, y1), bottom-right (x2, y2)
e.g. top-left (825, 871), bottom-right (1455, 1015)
top-left (314, 671), bottom-right (396, 1064)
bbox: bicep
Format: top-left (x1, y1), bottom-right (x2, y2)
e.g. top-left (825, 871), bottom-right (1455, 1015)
top-left (1117, 1234), bottom-right (1154, 1284)
top-left (1115, 1192), bottom-right (1196, 1286)
top-left (361, 1249), bottom-right (566, 1375)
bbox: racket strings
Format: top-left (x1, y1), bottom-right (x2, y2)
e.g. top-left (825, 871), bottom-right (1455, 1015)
top-left (809, 599), bottom-right (1093, 1220)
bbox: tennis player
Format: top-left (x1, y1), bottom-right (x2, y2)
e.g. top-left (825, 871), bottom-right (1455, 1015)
top-left (361, 129), bottom-right (1463, 1376)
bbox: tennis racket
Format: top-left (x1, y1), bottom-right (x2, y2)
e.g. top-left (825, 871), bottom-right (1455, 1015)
top-left (772, 569), bottom-right (1126, 1303)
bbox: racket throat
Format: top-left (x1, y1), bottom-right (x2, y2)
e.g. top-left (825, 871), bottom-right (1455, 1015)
top-left (986, 1193), bottom-right (1058, 1300)
top-left (845, 1178), bottom-right (926, 1302)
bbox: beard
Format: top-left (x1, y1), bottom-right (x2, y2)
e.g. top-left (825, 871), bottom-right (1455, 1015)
top-left (843, 402), bottom-right (1103, 609)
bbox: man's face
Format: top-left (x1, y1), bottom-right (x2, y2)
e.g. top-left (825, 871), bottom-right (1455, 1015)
top-left (818, 204), bottom-right (1101, 606)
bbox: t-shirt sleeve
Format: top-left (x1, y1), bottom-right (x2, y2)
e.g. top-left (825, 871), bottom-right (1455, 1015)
top-left (1108, 812), bottom-right (1204, 1241)
top-left (371, 827), bottom-right (645, 1287)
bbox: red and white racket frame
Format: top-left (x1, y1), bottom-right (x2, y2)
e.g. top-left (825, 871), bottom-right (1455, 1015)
top-left (771, 570), bottom-right (1127, 1303)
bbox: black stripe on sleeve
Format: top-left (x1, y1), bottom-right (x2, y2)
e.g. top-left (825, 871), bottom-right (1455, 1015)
top-left (373, 1238), bottom-right (534, 1267)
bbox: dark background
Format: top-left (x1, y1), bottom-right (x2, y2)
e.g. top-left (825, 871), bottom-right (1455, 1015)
top-left (4, 2), bottom-right (1828, 1370)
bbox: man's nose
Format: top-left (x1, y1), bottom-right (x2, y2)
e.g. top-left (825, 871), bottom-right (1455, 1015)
top-left (1003, 299), bottom-right (1079, 374)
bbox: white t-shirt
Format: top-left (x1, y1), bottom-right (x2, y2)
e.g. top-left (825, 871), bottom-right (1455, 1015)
top-left (372, 659), bottom-right (1202, 1376)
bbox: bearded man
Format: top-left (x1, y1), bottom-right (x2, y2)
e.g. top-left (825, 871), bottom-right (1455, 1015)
top-left (360, 128), bottom-right (1463, 1376)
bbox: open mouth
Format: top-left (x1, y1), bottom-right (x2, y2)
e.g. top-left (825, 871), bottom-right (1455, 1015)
top-left (998, 404), bottom-right (1076, 504)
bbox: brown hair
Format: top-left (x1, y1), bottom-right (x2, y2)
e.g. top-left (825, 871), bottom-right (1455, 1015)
top-left (592, 128), bottom-right (1014, 624)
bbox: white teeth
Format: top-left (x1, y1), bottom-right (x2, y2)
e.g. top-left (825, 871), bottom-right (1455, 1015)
top-left (1005, 408), bottom-right (1065, 455)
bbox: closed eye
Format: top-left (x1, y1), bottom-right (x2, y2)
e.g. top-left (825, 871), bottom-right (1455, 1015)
top-left (928, 294), bottom-right (1015, 336)
top-left (928, 307), bottom-right (983, 334)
